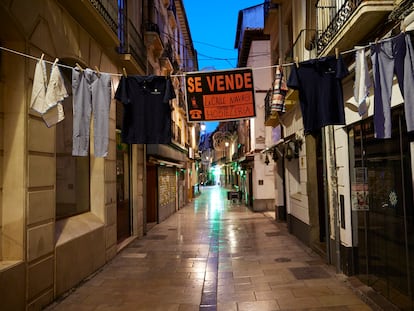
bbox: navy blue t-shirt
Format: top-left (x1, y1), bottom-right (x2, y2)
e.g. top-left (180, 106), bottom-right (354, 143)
top-left (287, 55), bottom-right (349, 134)
top-left (115, 75), bottom-right (175, 144)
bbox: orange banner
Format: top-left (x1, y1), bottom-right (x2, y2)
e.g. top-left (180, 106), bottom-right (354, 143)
top-left (185, 68), bottom-right (256, 122)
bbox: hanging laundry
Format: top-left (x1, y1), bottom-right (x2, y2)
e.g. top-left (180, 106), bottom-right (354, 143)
top-left (30, 58), bottom-right (68, 127)
top-left (115, 75), bottom-right (175, 144)
top-left (43, 61), bottom-right (68, 127)
top-left (287, 55), bottom-right (349, 134)
top-left (41, 103), bottom-right (65, 128)
top-left (370, 32), bottom-right (414, 139)
top-left (72, 68), bottom-right (111, 157)
top-left (271, 65), bottom-right (288, 113)
top-left (354, 47), bottom-right (371, 116)
top-left (30, 58), bottom-right (48, 114)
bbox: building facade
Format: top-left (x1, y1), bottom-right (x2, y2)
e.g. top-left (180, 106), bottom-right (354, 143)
top-left (234, 3), bottom-right (276, 212)
top-left (264, 0), bottom-right (414, 309)
top-left (0, 0), bottom-right (197, 310)
top-left (144, 0), bottom-right (199, 228)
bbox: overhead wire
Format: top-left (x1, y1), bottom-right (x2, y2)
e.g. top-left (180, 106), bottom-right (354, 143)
top-left (0, 28), bottom-right (407, 77)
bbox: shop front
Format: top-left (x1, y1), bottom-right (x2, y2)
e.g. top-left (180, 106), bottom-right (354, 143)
top-left (349, 106), bottom-right (414, 310)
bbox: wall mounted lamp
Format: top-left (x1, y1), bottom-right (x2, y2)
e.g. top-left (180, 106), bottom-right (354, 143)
top-left (264, 153), bottom-right (270, 165)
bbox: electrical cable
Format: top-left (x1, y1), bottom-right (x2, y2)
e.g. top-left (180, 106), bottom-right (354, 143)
top-left (0, 29), bottom-right (406, 77)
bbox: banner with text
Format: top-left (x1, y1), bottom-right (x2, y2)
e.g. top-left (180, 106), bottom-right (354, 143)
top-left (185, 68), bottom-right (256, 122)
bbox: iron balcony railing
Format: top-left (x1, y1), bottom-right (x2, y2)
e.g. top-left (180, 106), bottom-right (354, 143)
top-left (167, 1), bottom-right (177, 18)
top-left (161, 42), bottom-right (174, 65)
top-left (90, 0), bottom-right (118, 34)
top-left (316, 0), bottom-right (363, 53)
top-left (117, 3), bottom-right (146, 69)
top-left (145, 21), bottom-right (161, 35)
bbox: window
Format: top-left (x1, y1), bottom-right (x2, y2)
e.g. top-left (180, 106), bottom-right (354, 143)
top-left (55, 70), bottom-right (90, 219)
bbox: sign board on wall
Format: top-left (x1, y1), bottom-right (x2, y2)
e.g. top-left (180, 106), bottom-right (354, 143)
top-left (185, 68), bottom-right (256, 122)
top-left (351, 167), bottom-right (369, 211)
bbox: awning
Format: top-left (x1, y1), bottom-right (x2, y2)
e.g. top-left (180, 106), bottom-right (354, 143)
top-left (148, 156), bottom-right (184, 168)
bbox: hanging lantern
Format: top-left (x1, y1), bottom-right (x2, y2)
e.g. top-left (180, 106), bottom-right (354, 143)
top-left (285, 142), bottom-right (294, 160)
top-left (272, 148), bottom-right (279, 161)
top-left (264, 153), bottom-right (270, 165)
top-left (294, 138), bottom-right (303, 158)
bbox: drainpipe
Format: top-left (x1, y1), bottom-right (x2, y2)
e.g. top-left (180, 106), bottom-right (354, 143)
top-left (321, 129), bottom-right (331, 264)
top-left (326, 125), bottom-right (341, 273)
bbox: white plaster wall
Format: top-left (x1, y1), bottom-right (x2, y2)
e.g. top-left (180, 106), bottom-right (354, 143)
top-left (252, 154), bottom-right (276, 200)
top-left (334, 127), bottom-right (353, 247)
top-left (247, 40), bottom-right (272, 152)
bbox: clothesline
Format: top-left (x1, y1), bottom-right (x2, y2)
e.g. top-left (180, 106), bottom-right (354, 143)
top-left (0, 32), bottom-right (399, 78)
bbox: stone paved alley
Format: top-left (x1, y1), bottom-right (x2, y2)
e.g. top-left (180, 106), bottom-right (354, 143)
top-left (46, 186), bottom-right (375, 311)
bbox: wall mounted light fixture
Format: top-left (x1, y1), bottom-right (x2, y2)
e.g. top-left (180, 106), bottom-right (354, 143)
top-left (264, 153), bottom-right (270, 165)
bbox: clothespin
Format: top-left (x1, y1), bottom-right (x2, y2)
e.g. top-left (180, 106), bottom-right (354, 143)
top-left (278, 58), bottom-right (282, 67)
top-left (75, 63), bottom-right (84, 72)
top-left (52, 58), bottom-right (59, 67)
top-left (335, 48), bottom-right (339, 59)
top-left (95, 66), bottom-right (101, 77)
top-left (40, 53), bottom-right (44, 62)
top-left (122, 67), bottom-right (127, 77)
top-left (295, 57), bottom-right (299, 68)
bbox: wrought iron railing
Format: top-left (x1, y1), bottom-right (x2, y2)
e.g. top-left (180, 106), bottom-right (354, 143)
top-left (117, 7), bottom-right (146, 68)
top-left (161, 42), bottom-right (174, 64)
top-left (316, 0), bottom-right (363, 53)
top-left (89, 0), bottom-right (118, 34)
top-left (167, 1), bottom-right (177, 18)
top-left (145, 21), bottom-right (161, 35)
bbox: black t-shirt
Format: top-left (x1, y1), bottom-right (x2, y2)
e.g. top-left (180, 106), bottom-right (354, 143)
top-left (115, 75), bottom-right (175, 144)
top-left (287, 55), bottom-right (349, 134)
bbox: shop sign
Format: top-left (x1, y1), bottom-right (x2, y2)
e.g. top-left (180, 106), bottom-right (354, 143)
top-left (185, 68), bottom-right (256, 122)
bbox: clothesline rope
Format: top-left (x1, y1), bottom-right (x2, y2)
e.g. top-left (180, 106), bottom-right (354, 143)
top-left (0, 30), bottom-right (404, 77)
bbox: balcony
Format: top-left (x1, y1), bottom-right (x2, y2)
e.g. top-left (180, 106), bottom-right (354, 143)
top-left (118, 19), bottom-right (147, 73)
top-left (57, 0), bottom-right (119, 53)
top-left (159, 43), bottom-right (174, 74)
top-left (316, 0), bottom-right (394, 56)
top-left (167, 2), bottom-right (177, 29)
top-left (177, 90), bottom-right (187, 113)
top-left (144, 22), bottom-right (164, 57)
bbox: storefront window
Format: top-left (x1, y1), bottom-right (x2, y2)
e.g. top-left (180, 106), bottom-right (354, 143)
top-left (55, 89), bottom-right (90, 219)
top-left (349, 107), bottom-right (414, 310)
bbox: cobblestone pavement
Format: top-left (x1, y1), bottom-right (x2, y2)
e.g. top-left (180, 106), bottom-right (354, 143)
top-left (46, 186), bottom-right (373, 311)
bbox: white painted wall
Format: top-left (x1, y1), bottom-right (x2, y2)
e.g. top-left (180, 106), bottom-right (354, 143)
top-left (246, 40), bottom-right (275, 200)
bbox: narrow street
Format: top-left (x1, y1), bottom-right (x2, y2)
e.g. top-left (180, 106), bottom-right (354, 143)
top-left (46, 186), bottom-right (372, 311)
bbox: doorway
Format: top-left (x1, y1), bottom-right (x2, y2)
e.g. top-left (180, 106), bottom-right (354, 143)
top-left (350, 108), bottom-right (414, 310)
top-left (116, 133), bottom-right (131, 243)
